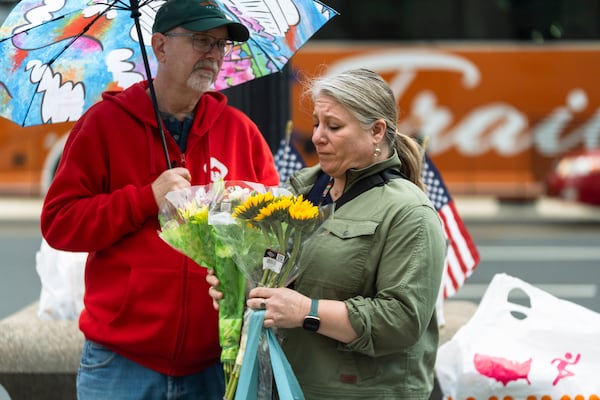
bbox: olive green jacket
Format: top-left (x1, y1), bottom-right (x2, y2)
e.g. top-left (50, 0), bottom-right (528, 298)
top-left (283, 153), bottom-right (447, 399)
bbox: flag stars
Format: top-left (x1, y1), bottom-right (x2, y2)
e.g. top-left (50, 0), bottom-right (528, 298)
top-left (274, 138), bottom-right (305, 185)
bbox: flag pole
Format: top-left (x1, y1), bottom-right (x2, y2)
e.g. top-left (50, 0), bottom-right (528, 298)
top-left (421, 135), bottom-right (430, 153)
top-left (284, 120), bottom-right (293, 148)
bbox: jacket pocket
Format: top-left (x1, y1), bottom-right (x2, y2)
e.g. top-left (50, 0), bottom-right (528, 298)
top-left (327, 219), bottom-right (378, 239)
top-left (299, 218), bottom-right (379, 297)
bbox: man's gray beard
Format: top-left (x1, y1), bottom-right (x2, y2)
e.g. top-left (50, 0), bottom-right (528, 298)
top-left (188, 71), bottom-right (215, 93)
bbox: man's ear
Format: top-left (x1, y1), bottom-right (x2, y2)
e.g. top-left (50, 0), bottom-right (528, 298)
top-left (151, 33), bottom-right (167, 63)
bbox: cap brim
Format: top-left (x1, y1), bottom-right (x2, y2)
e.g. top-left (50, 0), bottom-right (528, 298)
top-left (181, 18), bottom-right (250, 42)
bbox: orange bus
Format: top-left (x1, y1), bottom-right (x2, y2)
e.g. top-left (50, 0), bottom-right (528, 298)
top-left (285, 0), bottom-right (600, 199)
top-left (289, 42), bottom-right (600, 199)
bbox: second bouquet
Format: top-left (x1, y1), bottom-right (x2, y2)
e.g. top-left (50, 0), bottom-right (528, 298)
top-left (159, 180), bottom-right (333, 400)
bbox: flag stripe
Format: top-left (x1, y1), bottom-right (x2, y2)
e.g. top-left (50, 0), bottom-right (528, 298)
top-left (443, 246), bottom-right (461, 298)
top-left (439, 203), bottom-right (479, 297)
top-left (421, 154), bottom-right (481, 299)
top-left (440, 204), bottom-right (471, 276)
top-left (445, 202), bottom-right (477, 269)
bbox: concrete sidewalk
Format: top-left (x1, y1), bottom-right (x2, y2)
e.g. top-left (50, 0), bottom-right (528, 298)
top-left (2, 195), bottom-right (600, 223)
top-left (0, 198), bottom-right (44, 222)
top-left (454, 196), bottom-right (600, 223)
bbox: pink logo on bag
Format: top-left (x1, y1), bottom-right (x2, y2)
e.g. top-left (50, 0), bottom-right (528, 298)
top-left (473, 353), bottom-right (532, 386)
top-left (551, 352), bottom-right (581, 386)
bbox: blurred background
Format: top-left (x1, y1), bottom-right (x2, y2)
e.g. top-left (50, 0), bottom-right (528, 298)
top-left (1, 0), bottom-right (599, 320)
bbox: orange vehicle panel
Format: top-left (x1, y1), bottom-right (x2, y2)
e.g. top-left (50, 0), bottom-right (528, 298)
top-left (289, 42), bottom-right (600, 199)
top-left (0, 117), bottom-right (74, 196)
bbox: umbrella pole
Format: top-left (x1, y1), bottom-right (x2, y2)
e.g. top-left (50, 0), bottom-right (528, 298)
top-left (129, 0), bottom-right (171, 169)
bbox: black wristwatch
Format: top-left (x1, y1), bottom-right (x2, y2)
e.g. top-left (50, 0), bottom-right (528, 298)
top-left (302, 298), bottom-right (320, 332)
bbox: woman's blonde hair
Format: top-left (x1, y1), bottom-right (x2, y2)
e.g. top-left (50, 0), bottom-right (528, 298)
top-left (307, 68), bottom-right (425, 191)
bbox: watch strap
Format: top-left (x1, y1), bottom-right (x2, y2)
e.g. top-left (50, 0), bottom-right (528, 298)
top-left (302, 299), bottom-right (320, 331)
top-left (309, 298), bottom-right (319, 317)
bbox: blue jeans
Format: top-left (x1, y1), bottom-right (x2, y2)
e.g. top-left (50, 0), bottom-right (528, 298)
top-left (77, 340), bottom-right (224, 400)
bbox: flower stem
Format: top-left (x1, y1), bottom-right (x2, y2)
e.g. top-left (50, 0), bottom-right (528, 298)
top-left (225, 322), bottom-right (249, 399)
top-left (224, 365), bottom-right (240, 399)
top-left (276, 232), bottom-right (302, 287)
top-left (259, 226), bottom-right (274, 286)
top-left (274, 222), bottom-right (286, 254)
top-left (259, 268), bottom-right (272, 286)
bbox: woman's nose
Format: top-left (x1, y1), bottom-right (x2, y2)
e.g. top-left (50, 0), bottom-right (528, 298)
top-left (312, 125), bottom-right (324, 144)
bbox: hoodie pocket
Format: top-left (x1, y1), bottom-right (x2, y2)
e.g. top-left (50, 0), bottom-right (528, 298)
top-left (107, 265), bottom-right (183, 356)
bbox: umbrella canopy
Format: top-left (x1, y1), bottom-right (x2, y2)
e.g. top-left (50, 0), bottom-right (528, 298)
top-left (0, 0), bottom-right (338, 127)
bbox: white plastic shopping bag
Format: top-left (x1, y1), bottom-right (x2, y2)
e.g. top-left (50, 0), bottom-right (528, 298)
top-left (35, 239), bottom-right (87, 320)
top-left (435, 273), bottom-right (600, 399)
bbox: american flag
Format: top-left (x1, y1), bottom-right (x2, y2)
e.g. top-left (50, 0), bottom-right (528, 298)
top-left (274, 131), bottom-right (305, 185)
top-left (422, 153), bottom-right (481, 299)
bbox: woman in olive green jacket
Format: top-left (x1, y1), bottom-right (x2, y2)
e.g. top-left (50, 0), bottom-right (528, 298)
top-left (209, 69), bottom-right (447, 399)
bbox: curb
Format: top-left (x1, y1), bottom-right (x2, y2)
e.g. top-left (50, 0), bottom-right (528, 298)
top-left (0, 198), bottom-right (42, 221)
top-left (455, 196), bottom-right (600, 223)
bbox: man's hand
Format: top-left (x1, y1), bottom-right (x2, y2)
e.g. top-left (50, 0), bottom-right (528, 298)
top-left (206, 269), bottom-right (222, 310)
top-left (152, 167), bottom-right (191, 209)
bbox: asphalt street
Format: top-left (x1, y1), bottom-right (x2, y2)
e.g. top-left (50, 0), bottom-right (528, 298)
top-left (0, 195), bottom-right (599, 400)
top-left (1, 195), bottom-right (599, 319)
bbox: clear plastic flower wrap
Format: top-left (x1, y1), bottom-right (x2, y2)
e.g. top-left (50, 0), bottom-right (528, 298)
top-left (158, 180), bottom-right (264, 399)
top-left (211, 186), bottom-right (334, 400)
top-left (211, 189), bottom-right (334, 290)
top-left (159, 180), bottom-right (334, 399)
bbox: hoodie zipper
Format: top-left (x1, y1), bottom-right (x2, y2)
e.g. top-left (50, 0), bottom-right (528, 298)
top-left (174, 152), bottom-right (186, 168)
top-left (172, 256), bottom-right (189, 366)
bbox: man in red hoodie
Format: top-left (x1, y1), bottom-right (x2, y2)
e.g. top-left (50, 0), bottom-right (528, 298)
top-left (41, 0), bottom-right (279, 398)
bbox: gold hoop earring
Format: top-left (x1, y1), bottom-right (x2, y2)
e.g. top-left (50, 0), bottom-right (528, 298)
top-left (374, 147), bottom-right (381, 157)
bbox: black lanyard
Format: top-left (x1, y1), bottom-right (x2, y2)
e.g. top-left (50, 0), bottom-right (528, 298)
top-left (307, 169), bottom-right (405, 210)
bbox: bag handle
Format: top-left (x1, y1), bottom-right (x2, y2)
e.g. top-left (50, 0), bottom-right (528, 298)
top-left (235, 310), bottom-right (305, 400)
top-left (266, 327), bottom-right (304, 399)
top-left (235, 310), bottom-right (262, 399)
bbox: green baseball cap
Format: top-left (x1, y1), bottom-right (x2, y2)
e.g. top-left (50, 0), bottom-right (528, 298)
top-left (152, 0), bottom-right (250, 42)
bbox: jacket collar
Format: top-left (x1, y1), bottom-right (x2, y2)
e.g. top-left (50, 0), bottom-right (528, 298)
top-left (291, 150), bottom-right (403, 196)
top-left (343, 150), bottom-right (402, 191)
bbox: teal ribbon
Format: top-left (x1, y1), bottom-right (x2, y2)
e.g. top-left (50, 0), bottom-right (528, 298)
top-left (235, 310), bottom-right (304, 400)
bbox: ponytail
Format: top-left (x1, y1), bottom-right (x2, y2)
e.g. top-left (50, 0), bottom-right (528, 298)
top-left (394, 132), bottom-right (425, 192)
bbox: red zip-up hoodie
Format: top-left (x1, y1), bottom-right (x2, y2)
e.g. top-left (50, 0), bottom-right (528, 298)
top-left (41, 81), bottom-right (279, 375)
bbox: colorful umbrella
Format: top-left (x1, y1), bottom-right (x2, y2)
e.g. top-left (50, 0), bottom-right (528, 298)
top-left (0, 0), bottom-right (338, 128)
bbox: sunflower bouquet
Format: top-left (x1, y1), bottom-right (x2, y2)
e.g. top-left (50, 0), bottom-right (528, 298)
top-left (211, 190), bottom-right (334, 400)
top-left (158, 180), bottom-right (263, 398)
top-left (217, 191), bottom-right (333, 288)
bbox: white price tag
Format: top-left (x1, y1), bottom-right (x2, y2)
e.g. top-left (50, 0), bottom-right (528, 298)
top-left (262, 248), bottom-right (287, 273)
top-left (219, 201), bottom-right (232, 212)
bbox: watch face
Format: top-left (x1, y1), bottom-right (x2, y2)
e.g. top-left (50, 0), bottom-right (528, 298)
top-left (303, 316), bottom-right (320, 331)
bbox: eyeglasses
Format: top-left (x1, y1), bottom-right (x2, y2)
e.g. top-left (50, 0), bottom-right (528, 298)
top-left (164, 32), bottom-right (235, 56)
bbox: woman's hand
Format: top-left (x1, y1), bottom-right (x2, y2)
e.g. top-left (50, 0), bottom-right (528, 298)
top-left (206, 269), bottom-right (223, 310)
top-left (247, 287), bottom-right (311, 329)
top-left (249, 287), bottom-right (359, 343)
